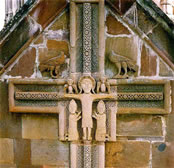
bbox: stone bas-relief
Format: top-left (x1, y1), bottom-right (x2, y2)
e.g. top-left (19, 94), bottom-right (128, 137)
top-left (4, 0), bottom-right (174, 167)
top-left (39, 51), bottom-right (67, 79)
top-left (108, 51), bottom-right (138, 79)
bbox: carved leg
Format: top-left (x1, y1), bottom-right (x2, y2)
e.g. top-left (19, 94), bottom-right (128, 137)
top-left (88, 128), bottom-right (92, 141)
top-left (83, 128), bottom-right (87, 140)
top-left (122, 62), bottom-right (128, 78)
top-left (113, 62), bottom-right (122, 78)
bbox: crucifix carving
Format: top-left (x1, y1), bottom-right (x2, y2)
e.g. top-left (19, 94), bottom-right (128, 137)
top-left (8, 0), bottom-right (170, 168)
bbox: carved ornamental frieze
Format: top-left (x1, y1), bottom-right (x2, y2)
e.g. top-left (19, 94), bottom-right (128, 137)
top-left (8, 0), bottom-right (172, 168)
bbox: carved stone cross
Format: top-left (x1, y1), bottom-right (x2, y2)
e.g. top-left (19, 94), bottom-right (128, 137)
top-left (8, 0), bottom-right (170, 168)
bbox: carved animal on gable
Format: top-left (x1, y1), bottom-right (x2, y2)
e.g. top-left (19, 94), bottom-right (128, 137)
top-left (39, 51), bottom-right (66, 79)
top-left (108, 51), bottom-right (138, 79)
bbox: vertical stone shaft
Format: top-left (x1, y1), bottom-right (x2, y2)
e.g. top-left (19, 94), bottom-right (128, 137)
top-left (98, 0), bottom-right (105, 76)
top-left (84, 144), bottom-right (92, 168)
top-left (70, 143), bottom-right (78, 168)
top-left (98, 143), bottom-right (105, 168)
top-left (5, 0), bottom-right (13, 24)
top-left (83, 3), bottom-right (92, 74)
top-left (70, 1), bottom-right (77, 74)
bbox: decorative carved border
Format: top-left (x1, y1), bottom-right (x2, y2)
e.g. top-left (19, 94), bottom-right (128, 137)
top-left (9, 78), bottom-right (66, 113)
top-left (108, 79), bottom-right (170, 114)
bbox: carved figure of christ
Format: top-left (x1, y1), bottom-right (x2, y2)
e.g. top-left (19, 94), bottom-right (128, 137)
top-left (64, 77), bottom-right (117, 141)
top-left (64, 93), bottom-right (116, 140)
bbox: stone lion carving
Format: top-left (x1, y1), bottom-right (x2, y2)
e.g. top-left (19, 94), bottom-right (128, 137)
top-left (108, 51), bottom-right (138, 79)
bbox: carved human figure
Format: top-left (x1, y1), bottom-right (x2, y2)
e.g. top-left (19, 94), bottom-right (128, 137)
top-left (68, 99), bottom-right (81, 141)
top-left (97, 77), bottom-right (111, 93)
top-left (64, 75), bottom-right (117, 141)
top-left (64, 79), bottom-right (78, 94)
top-left (93, 100), bottom-right (107, 141)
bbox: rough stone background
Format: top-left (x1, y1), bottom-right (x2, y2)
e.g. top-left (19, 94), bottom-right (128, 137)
top-left (0, 0), bottom-right (174, 168)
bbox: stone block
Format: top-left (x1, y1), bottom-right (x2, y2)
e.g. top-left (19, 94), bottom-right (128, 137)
top-left (29, 0), bottom-right (67, 28)
top-left (172, 81), bottom-right (174, 114)
top-left (31, 140), bottom-right (69, 167)
top-left (117, 114), bottom-right (163, 137)
top-left (166, 114), bottom-right (174, 142)
top-left (148, 25), bottom-right (174, 63)
top-left (0, 17), bottom-right (40, 66)
top-left (7, 47), bottom-right (36, 77)
top-left (0, 82), bottom-right (22, 139)
top-left (0, 138), bottom-right (14, 164)
top-left (106, 15), bottom-right (130, 35)
top-left (159, 60), bottom-right (173, 77)
top-left (14, 139), bottom-right (31, 166)
top-left (0, 164), bottom-right (16, 168)
top-left (34, 35), bottom-right (44, 45)
top-left (106, 141), bottom-right (150, 167)
top-left (140, 44), bottom-right (157, 76)
top-left (39, 40), bottom-right (69, 63)
top-left (152, 142), bottom-right (174, 168)
top-left (49, 11), bottom-right (69, 31)
top-left (22, 114), bottom-right (58, 139)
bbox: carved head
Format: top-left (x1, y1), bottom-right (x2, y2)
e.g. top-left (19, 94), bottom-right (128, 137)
top-left (69, 99), bottom-right (77, 114)
top-left (78, 76), bottom-right (96, 94)
top-left (101, 76), bottom-right (106, 83)
top-left (67, 79), bottom-right (73, 85)
top-left (97, 100), bottom-right (105, 114)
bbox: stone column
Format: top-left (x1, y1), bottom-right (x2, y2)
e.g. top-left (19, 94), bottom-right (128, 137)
top-left (84, 142), bottom-right (92, 168)
top-left (98, 0), bottom-right (105, 76)
top-left (83, 3), bottom-right (92, 75)
top-left (70, 1), bottom-right (77, 76)
top-left (70, 143), bottom-right (78, 168)
top-left (98, 143), bottom-right (105, 168)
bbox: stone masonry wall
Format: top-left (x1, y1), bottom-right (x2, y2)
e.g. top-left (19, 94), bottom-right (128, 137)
top-left (0, 1), bottom-right (174, 168)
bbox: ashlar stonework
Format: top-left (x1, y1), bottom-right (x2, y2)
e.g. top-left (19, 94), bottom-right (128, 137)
top-left (0, 0), bottom-right (174, 168)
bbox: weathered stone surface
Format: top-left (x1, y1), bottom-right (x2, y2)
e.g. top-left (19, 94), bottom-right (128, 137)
top-left (117, 114), bottom-right (163, 137)
top-left (172, 81), bottom-right (174, 114)
top-left (106, 141), bottom-right (150, 167)
top-left (152, 142), bottom-right (174, 168)
top-left (0, 138), bottom-right (14, 164)
top-left (0, 164), bottom-right (16, 168)
top-left (0, 82), bottom-right (22, 139)
top-left (29, 0), bottom-right (67, 28)
top-left (105, 37), bottom-right (138, 61)
top-left (140, 44), bottom-right (157, 76)
top-left (148, 25), bottom-right (174, 63)
top-left (109, 0), bottom-right (136, 15)
top-left (137, 4), bottom-right (157, 34)
top-left (22, 114), bottom-right (58, 139)
top-left (166, 114), bottom-right (174, 142)
top-left (14, 139), bottom-right (31, 166)
top-left (7, 47), bottom-right (36, 77)
top-left (106, 15), bottom-right (130, 35)
top-left (159, 60), bottom-right (173, 77)
top-left (49, 11), bottom-right (69, 31)
top-left (0, 17), bottom-right (40, 66)
top-left (31, 140), bottom-right (69, 167)
top-left (120, 0), bottom-right (136, 14)
top-left (34, 35), bottom-right (44, 45)
top-left (39, 40), bottom-right (69, 63)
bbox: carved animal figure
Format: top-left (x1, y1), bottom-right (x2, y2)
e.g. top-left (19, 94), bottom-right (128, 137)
top-left (64, 79), bottom-right (78, 94)
top-left (39, 51), bottom-right (66, 79)
top-left (108, 51), bottom-right (138, 79)
top-left (97, 77), bottom-right (111, 94)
